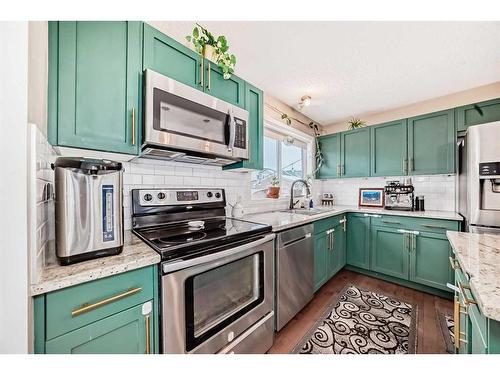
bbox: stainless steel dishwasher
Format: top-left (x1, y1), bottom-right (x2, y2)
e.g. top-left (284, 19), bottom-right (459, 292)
top-left (275, 223), bottom-right (314, 331)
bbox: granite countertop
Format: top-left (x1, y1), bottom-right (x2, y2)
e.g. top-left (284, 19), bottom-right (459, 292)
top-left (30, 231), bottom-right (161, 296)
top-left (446, 231), bottom-right (500, 321)
top-left (243, 205), bottom-right (462, 232)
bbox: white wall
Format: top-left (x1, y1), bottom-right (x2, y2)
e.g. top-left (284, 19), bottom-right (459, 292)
top-left (0, 22), bottom-right (29, 353)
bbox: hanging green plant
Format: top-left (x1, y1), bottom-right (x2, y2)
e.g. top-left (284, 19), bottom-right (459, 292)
top-left (347, 117), bottom-right (366, 130)
top-left (308, 122), bottom-right (324, 176)
top-left (186, 23), bottom-right (237, 80)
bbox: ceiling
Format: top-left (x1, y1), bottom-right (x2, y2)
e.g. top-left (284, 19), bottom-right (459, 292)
top-left (150, 21), bottom-right (500, 125)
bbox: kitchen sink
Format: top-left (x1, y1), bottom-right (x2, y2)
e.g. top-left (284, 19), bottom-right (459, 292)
top-left (278, 208), bottom-right (331, 216)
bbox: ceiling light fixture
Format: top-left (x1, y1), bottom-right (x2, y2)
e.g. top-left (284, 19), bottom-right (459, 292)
top-left (298, 95), bottom-right (311, 111)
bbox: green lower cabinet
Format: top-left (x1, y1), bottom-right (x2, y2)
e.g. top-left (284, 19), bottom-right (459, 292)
top-left (329, 222), bottom-right (346, 277)
top-left (370, 226), bottom-right (409, 280)
top-left (407, 109), bottom-right (455, 175)
top-left (469, 304), bottom-right (488, 354)
top-left (34, 265), bottom-right (158, 354)
top-left (45, 302), bottom-right (152, 354)
top-left (456, 98), bottom-right (500, 133)
top-left (346, 213), bottom-right (370, 270)
top-left (410, 231), bottom-right (454, 291)
top-left (314, 233), bottom-right (329, 292)
top-left (49, 21), bottom-right (142, 154)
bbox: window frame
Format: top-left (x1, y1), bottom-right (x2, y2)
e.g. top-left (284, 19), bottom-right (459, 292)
top-left (251, 117), bottom-right (315, 199)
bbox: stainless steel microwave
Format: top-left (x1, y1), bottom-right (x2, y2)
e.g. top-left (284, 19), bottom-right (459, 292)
top-left (142, 69), bottom-right (249, 166)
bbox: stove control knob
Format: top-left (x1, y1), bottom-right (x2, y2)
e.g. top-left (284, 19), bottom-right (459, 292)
top-left (144, 193), bottom-right (153, 202)
top-left (215, 192), bottom-right (221, 199)
top-left (157, 192), bottom-right (166, 200)
top-left (207, 191), bottom-right (213, 198)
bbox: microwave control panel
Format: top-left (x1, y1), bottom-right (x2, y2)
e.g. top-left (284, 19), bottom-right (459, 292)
top-left (233, 118), bottom-right (247, 149)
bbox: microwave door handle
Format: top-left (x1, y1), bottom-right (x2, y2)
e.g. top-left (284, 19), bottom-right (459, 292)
top-left (227, 109), bottom-right (236, 153)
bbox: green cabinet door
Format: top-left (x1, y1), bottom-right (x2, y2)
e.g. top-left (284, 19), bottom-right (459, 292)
top-left (204, 60), bottom-right (245, 107)
top-left (370, 120), bottom-right (408, 176)
top-left (469, 304), bottom-right (488, 354)
top-left (330, 222), bottom-right (346, 277)
top-left (370, 226), bottom-right (409, 280)
top-left (410, 231), bottom-right (454, 291)
top-left (224, 83), bottom-right (263, 170)
top-left (316, 134), bottom-right (341, 179)
top-left (456, 98), bottom-right (500, 133)
top-left (314, 233), bottom-right (329, 292)
top-left (341, 128), bottom-right (370, 177)
top-left (407, 109), bottom-right (455, 175)
top-left (143, 23), bottom-right (202, 90)
top-left (45, 302), bottom-right (153, 354)
top-left (346, 213), bottom-right (370, 270)
top-left (49, 21), bottom-right (142, 154)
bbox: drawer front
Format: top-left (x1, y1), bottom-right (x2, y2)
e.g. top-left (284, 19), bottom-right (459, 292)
top-left (371, 215), bottom-right (460, 233)
top-left (46, 266), bottom-right (155, 340)
top-left (314, 214), bottom-right (343, 234)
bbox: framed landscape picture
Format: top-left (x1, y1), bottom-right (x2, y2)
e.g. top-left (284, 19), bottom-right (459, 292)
top-left (358, 188), bottom-right (384, 207)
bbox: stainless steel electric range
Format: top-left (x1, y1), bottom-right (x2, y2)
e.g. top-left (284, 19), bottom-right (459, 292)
top-left (131, 188), bottom-right (275, 354)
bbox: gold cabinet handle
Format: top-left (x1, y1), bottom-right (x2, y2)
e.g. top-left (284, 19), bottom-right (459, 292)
top-left (331, 233), bottom-right (335, 252)
top-left (206, 61), bottom-right (211, 91)
top-left (409, 158), bottom-right (414, 172)
top-left (131, 107), bottom-right (136, 146)
top-left (454, 296), bottom-right (460, 349)
top-left (336, 164), bottom-right (341, 177)
top-left (382, 220), bottom-right (401, 225)
top-left (71, 287), bottom-right (142, 317)
top-left (341, 164), bottom-right (345, 176)
top-left (458, 282), bottom-right (477, 306)
top-left (449, 256), bottom-right (459, 270)
top-left (421, 224), bottom-right (448, 230)
top-left (145, 314), bottom-right (151, 354)
top-left (199, 57), bottom-right (204, 87)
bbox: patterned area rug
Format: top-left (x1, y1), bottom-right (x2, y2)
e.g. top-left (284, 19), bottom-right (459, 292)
top-left (293, 284), bottom-right (418, 354)
top-left (437, 311), bottom-right (455, 354)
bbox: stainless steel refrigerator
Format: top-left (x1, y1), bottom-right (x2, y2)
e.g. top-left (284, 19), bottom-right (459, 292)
top-left (459, 122), bottom-right (500, 234)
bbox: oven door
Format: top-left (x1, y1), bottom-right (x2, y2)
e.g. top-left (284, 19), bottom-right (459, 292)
top-left (144, 69), bottom-right (249, 161)
top-left (161, 234), bottom-right (274, 354)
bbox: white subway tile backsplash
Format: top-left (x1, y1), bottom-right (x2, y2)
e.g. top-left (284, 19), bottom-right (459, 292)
top-left (142, 174), bottom-right (164, 185)
top-left (174, 166), bottom-right (193, 176)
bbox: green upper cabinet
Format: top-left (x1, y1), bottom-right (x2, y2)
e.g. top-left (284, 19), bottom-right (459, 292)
top-left (143, 23), bottom-right (202, 89)
top-left (456, 98), bottom-right (500, 133)
top-left (204, 60), bottom-right (245, 108)
top-left (407, 109), bottom-right (455, 175)
top-left (341, 128), bottom-right (371, 177)
top-left (370, 226), bottom-right (409, 280)
top-left (410, 231), bottom-right (453, 291)
top-left (224, 83), bottom-right (263, 170)
top-left (370, 120), bottom-right (408, 176)
top-left (346, 213), bottom-right (370, 270)
top-left (48, 21), bottom-right (142, 154)
top-left (316, 133), bottom-right (341, 179)
top-left (45, 302), bottom-right (152, 354)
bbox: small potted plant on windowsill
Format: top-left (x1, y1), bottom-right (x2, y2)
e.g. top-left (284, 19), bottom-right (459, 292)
top-left (266, 176), bottom-right (280, 199)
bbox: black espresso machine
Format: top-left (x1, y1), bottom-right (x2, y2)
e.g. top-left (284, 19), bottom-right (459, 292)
top-left (384, 180), bottom-right (414, 211)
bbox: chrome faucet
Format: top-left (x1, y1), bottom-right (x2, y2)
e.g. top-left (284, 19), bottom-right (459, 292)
top-left (289, 179), bottom-right (311, 209)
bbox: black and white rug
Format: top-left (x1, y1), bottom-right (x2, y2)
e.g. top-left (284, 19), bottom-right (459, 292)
top-left (437, 311), bottom-right (455, 354)
top-left (293, 284), bottom-right (418, 354)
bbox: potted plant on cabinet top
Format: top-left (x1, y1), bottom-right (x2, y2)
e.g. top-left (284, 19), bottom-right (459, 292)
top-left (266, 176), bottom-right (280, 199)
top-left (347, 117), bottom-right (366, 130)
top-left (186, 23), bottom-right (237, 79)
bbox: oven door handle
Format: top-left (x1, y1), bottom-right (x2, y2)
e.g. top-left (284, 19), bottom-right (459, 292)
top-left (162, 233), bottom-right (276, 274)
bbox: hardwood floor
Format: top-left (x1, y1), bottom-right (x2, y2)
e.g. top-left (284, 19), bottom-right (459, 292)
top-left (268, 269), bottom-right (453, 354)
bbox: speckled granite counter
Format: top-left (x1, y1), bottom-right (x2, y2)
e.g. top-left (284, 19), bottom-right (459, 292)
top-left (243, 205), bottom-right (462, 232)
top-left (446, 231), bottom-right (500, 321)
top-left (31, 231), bottom-right (160, 296)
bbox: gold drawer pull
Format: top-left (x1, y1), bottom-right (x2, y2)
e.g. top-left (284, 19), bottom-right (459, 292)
top-left (145, 314), bottom-right (151, 354)
top-left (421, 224), bottom-right (448, 230)
top-left (449, 256), bottom-right (459, 270)
top-left (71, 287), bottom-right (142, 317)
top-left (382, 220), bottom-right (401, 225)
top-left (458, 282), bottom-right (477, 306)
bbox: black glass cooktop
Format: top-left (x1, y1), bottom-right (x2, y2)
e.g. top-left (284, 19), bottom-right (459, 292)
top-left (133, 217), bottom-right (271, 261)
